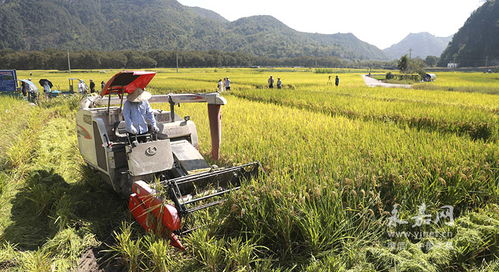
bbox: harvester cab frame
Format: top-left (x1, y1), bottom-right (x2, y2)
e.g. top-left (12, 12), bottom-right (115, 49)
top-left (76, 71), bottom-right (260, 249)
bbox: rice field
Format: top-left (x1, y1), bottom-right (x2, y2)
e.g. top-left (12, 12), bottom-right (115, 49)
top-left (0, 68), bottom-right (498, 271)
top-left (414, 72), bottom-right (499, 95)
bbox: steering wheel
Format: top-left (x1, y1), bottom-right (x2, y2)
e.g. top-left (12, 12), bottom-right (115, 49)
top-left (113, 121), bottom-right (128, 138)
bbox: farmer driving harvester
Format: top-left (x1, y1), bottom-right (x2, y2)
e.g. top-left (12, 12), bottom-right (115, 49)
top-left (123, 87), bottom-right (159, 143)
top-left (77, 71), bottom-right (261, 249)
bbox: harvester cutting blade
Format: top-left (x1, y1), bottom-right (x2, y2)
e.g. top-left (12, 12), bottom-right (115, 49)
top-left (163, 162), bottom-right (261, 216)
top-left (128, 162), bottom-right (261, 250)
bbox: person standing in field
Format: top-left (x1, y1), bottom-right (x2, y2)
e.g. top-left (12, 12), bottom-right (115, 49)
top-left (335, 75), bottom-right (340, 87)
top-left (217, 79), bottom-right (224, 92)
top-left (89, 79), bottom-right (96, 93)
top-left (224, 77), bottom-right (231, 91)
top-left (327, 75), bottom-right (332, 85)
top-left (78, 80), bottom-right (88, 94)
top-left (277, 78), bottom-right (282, 89)
top-left (268, 76), bottom-right (274, 88)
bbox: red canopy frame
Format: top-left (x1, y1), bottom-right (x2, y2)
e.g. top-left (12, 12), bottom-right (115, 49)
top-left (101, 71), bottom-right (156, 96)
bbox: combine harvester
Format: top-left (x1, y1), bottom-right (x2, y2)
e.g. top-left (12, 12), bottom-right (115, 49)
top-left (76, 71), bottom-right (260, 249)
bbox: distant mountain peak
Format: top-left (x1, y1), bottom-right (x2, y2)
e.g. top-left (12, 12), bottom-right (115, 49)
top-left (233, 15), bottom-right (286, 25)
top-left (408, 32), bottom-right (433, 36)
top-left (185, 5), bottom-right (228, 23)
top-left (383, 32), bottom-right (452, 59)
top-left (230, 15), bottom-right (292, 31)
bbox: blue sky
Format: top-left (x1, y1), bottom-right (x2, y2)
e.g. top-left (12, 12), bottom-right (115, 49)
top-left (178, 0), bottom-right (484, 49)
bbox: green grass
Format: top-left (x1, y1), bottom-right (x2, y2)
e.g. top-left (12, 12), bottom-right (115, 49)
top-left (0, 68), bottom-right (498, 271)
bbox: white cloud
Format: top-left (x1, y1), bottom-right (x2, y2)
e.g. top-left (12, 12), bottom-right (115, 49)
top-left (178, 0), bottom-right (483, 49)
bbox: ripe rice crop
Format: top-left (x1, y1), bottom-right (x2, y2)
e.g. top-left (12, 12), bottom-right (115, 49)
top-left (414, 72), bottom-right (499, 95)
top-left (0, 68), bottom-right (497, 271)
top-left (232, 89), bottom-right (498, 141)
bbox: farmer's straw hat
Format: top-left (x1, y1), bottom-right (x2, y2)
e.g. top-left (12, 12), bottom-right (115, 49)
top-left (127, 88), bottom-right (151, 102)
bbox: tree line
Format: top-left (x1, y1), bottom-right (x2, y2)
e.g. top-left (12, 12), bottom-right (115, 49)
top-left (0, 49), bottom-right (396, 70)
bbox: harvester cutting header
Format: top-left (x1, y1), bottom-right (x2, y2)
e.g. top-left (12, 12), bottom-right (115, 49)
top-left (76, 71), bottom-right (260, 249)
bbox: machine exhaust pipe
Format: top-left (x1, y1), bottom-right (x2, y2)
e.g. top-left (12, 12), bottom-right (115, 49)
top-left (208, 104), bottom-right (222, 160)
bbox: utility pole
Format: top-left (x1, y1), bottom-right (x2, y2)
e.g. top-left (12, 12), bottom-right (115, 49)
top-left (67, 50), bottom-right (71, 74)
top-left (176, 51), bottom-right (179, 73)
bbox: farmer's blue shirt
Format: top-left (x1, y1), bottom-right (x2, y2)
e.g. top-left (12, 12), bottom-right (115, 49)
top-left (123, 100), bottom-right (156, 134)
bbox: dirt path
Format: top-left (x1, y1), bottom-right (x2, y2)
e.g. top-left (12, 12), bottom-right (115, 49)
top-left (362, 75), bottom-right (412, 89)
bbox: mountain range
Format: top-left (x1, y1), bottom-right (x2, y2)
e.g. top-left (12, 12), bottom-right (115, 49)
top-left (0, 0), bottom-right (386, 60)
top-left (383, 33), bottom-right (452, 60)
top-left (439, 0), bottom-right (499, 67)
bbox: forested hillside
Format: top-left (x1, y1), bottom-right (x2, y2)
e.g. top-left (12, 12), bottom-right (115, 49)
top-left (439, 0), bottom-right (499, 67)
top-left (0, 0), bottom-right (386, 60)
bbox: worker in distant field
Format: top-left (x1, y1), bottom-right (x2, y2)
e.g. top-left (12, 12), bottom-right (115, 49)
top-left (43, 81), bottom-right (51, 95)
top-left (335, 75), bottom-right (340, 87)
top-left (224, 77), bottom-right (231, 91)
top-left (27, 79), bottom-right (38, 103)
top-left (277, 78), bottom-right (282, 89)
top-left (42, 81), bottom-right (52, 98)
top-left (123, 88), bottom-right (159, 141)
top-left (78, 80), bottom-right (88, 94)
top-left (21, 81), bottom-right (27, 96)
top-left (268, 75), bottom-right (274, 88)
top-left (327, 75), bottom-right (332, 85)
top-left (89, 79), bottom-right (96, 93)
top-left (217, 79), bottom-right (224, 92)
